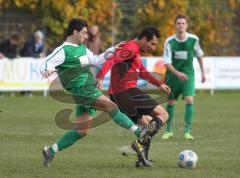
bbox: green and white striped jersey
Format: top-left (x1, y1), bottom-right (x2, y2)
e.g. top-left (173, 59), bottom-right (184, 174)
top-left (40, 42), bottom-right (114, 90)
top-left (163, 33), bottom-right (204, 77)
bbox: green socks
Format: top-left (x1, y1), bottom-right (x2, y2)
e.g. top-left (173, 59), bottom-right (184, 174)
top-left (165, 104), bottom-right (175, 132)
top-left (49, 108), bottom-right (142, 157)
top-left (109, 108), bottom-right (141, 138)
top-left (184, 104), bottom-right (194, 133)
top-left (50, 130), bottom-right (83, 156)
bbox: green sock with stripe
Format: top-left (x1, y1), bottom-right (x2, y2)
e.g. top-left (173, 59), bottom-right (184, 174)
top-left (109, 108), bottom-right (141, 138)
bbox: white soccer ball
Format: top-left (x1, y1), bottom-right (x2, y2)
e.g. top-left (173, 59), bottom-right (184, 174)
top-left (178, 150), bottom-right (198, 169)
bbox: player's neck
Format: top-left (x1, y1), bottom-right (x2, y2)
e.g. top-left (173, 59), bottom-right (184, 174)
top-left (176, 32), bottom-right (187, 41)
top-left (134, 39), bottom-right (142, 48)
top-left (66, 36), bottom-right (78, 45)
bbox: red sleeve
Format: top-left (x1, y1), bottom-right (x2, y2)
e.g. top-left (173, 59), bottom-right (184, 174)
top-left (96, 54), bottom-right (115, 80)
top-left (139, 62), bottom-right (163, 87)
top-left (96, 43), bottom-right (137, 80)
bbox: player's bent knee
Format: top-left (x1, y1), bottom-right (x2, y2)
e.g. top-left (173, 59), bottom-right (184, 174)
top-left (104, 101), bottom-right (118, 112)
top-left (77, 129), bottom-right (89, 137)
top-left (185, 96), bottom-right (194, 104)
top-left (162, 110), bottom-right (169, 124)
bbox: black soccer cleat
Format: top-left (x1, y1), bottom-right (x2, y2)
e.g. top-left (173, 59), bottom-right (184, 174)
top-left (42, 146), bottom-right (54, 167)
top-left (131, 140), bottom-right (152, 167)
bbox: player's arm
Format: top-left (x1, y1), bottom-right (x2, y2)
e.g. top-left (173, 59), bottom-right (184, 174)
top-left (40, 46), bottom-right (65, 78)
top-left (139, 63), bottom-right (171, 95)
top-left (87, 41), bottom-right (127, 67)
top-left (194, 40), bottom-right (206, 83)
top-left (86, 46), bottom-right (115, 66)
top-left (163, 41), bottom-right (188, 81)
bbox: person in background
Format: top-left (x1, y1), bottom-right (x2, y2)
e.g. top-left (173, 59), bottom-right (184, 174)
top-left (20, 30), bottom-right (46, 58)
top-left (86, 25), bottom-right (103, 55)
top-left (0, 33), bottom-right (20, 60)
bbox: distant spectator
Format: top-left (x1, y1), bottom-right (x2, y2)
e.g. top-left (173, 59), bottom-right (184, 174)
top-left (0, 33), bottom-right (20, 59)
top-left (20, 30), bottom-right (46, 58)
top-left (86, 25), bottom-right (103, 55)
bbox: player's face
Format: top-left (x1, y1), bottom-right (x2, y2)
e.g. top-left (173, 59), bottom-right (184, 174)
top-left (175, 18), bottom-right (187, 33)
top-left (75, 27), bottom-right (88, 44)
top-left (141, 36), bottom-right (158, 52)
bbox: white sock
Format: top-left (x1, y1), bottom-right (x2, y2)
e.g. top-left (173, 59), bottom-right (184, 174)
top-left (51, 143), bottom-right (59, 153)
top-left (129, 124), bottom-right (138, 133)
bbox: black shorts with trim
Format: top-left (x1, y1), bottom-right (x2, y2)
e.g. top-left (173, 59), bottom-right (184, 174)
top-left (109, 88), bottom-right (158, 124)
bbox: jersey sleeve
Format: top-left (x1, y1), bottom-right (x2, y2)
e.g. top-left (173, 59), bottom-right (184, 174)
top-left (163, 40), bottom-right (172, 64)
top-left (194, 40), bottom-right (204, 58)
top-left (39, 46), bottom-right (65, 74)
top-left (139, 62), bottom-right (162, 87)
top-left (96, 43), bottom-right (137, 80)
top-left (86, 46), bottom-right (115, 66)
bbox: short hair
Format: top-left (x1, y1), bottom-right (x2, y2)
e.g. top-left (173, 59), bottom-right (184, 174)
top-left (175, 15), bottom-right (187, 23)
top-left (137, 26), bottom-right (160, 41)
top-left (34, 30), bottom-right (44, 39)
top-left (10, 33), bottom-right (19, 41)
top-left (66, 18), bottom-right (88, 36)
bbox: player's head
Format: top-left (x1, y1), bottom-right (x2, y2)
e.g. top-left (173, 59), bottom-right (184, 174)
top-left (66, 18), bottom-right (88, 44)
top-left (175, 15), bottom-right (188, 33)
top-left (137, 26), bottom-right (160, 52)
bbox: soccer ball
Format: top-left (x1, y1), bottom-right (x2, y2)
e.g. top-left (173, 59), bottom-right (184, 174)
top-left (178, 150), bottom-right (198, 169)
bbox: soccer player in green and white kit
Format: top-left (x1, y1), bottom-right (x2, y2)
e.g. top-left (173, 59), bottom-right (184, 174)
top-left (161, 15), bottom-right (206, 140)
top-left (40, 18), bottom-right (150, 167)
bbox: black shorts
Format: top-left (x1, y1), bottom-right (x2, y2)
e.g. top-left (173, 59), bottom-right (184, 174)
top-left (110, 88), bottom-right (159, 124)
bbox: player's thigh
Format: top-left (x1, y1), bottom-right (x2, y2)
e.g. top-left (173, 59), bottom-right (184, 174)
top-left (76, 105), bottom-right (97, 117)
top-left (111, 88), bottom-right (158, 119)
top-left (167, 80), bottom-right (182, 101)
top-left (110, 94), bottom-right (139, 124)
top-left (92, 95), bottom-right (117, 112)
top-left (182, 80), bottom-right (195, 101)
top-left (72, 84), bottom-right (102, 106)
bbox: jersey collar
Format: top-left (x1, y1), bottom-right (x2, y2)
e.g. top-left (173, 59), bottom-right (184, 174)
top-left (63, 41), bottom-right (78, 47)
top-left (174, 33), bottom-right (189, 42)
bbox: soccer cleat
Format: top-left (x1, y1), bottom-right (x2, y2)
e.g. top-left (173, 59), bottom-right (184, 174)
top-left (184, 132), bottom-right (194, 140)
top-left (161, 131), bottom-right (173, 139)
top-left (131, 140), bottom-right (152, 167)
top-left (42, 146), bottom-right (54, 167)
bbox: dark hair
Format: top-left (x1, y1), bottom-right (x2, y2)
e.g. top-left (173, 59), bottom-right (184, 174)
top-left (137, 26), bottom-right (160, 41)
top-left (66, 18), bottom-right (88, 36)
top-left (175, 15), bottom-right (187, 23)
top-left (10, 33), bottom-right (19, 41)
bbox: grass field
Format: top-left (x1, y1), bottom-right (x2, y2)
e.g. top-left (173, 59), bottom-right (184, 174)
top-left (0, 91), bottom-right (240, 178)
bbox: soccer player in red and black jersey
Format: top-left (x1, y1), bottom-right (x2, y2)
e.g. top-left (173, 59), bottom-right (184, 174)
top-left (96, 27), bottom-right (171, 167)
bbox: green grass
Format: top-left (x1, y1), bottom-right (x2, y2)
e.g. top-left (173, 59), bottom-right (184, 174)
top-left (0, 91), bottom-right (240, 178)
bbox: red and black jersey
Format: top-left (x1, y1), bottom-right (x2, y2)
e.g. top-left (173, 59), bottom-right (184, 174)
top-left (96, 40), bottom-right (162, 94)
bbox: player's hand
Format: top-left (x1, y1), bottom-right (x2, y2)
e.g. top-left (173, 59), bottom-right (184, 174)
top-left (176, 71), bottom-right (188, 81)
top-left (201, 73), bottom-right (206, 83)
top-left (159, 84), bottom-right (171, 95)
top-left (96, 78), bottom-right (103, 90)
top-left (115, 41), bottom-right (127, 50)
top-left (42, 70), bottom-right (56, 79)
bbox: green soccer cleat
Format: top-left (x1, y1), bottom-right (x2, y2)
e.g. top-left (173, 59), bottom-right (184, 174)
top-left (184, 132), bottom-right (194, 140)
top-left (161, 131), bottom-right (173, 139)
top-left (42, 146), bottom-right (54, 167)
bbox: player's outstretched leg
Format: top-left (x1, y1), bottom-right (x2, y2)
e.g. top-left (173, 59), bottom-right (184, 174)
top-left (42, 113), bottom-right (91, 167)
